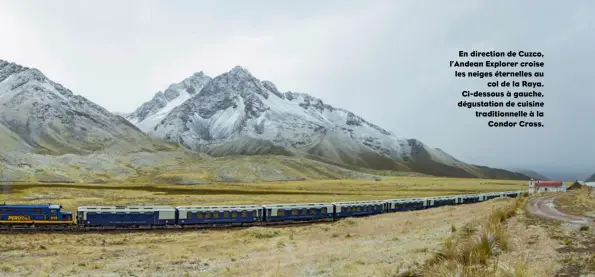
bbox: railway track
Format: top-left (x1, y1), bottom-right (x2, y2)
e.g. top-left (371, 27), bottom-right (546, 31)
top-left (0, 217), bottom-right (338, 234)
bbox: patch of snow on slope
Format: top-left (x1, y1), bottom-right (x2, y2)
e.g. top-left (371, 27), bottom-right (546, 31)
top-left (207, 96), bottom-right (247, 140)
top-left (136, 88), bottom-right (192, 132)
top-left (425, 147), bottom-right (463, 167)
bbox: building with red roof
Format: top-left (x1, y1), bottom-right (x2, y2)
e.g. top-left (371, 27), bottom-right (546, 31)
top-left (528, 179), bottom-right (567, 194)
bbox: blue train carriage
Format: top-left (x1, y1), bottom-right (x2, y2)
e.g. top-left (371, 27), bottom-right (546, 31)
top-left (262, 203), bottom-right (334, 222)
top-left (504, 191), bottom-right (522, 198)
top-left (481, 192), bottom-right (503, 201)
top-left (77, 205), bottom-right (176, 227)
top-left (457, 194), bottom-right (482, 204)
top-left (426, 195), bottom-right (458, 208)
top-left (386, 198), bottom-right (427, 212)
top-left (176, 205), bottom-right (263, 225)
top-left (0, 203), bottom-right (73, 225)
top-left (331, 200), bottom-right (386, 218)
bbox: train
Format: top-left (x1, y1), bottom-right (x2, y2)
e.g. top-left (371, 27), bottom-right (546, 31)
top-left (0, 190), bottom-right (526, 231)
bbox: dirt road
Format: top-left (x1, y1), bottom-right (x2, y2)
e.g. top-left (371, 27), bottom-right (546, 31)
top-left (527, 194), bottom-right (594, 225)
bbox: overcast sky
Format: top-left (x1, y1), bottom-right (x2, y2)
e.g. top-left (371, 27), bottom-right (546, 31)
top-left (1, 0), bottom-right (593, 180)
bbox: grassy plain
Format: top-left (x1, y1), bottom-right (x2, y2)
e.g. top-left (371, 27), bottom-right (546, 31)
top-left (0, 176), bottom-right (528, 277)
top-left (555, 189), bottom-right (595, 218)
top-left (1, 176), bottom-right (526, 212)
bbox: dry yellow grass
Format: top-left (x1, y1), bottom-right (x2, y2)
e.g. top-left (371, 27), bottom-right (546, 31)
top-left (406, 194), bottom-right (563, 277)
top-left (555, 190), bottom-right (595, 218)
top-left (0, 198), bottom-right (517, 277)
top-left (0, 176), bottom-right (528, 276)
top-left (1, 176), bottom-right (526, 213)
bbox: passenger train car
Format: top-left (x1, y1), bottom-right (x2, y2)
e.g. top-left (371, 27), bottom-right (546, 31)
top-left (177, 205), bottom-right (263, 225)
top-left (332, 200), bottom-right (386, 218)
top-left (262, 203), bottom-right (334, 222)
top-left (77, 206), bottom-right (176, 227)
top-left (0, 190), bottom-right (526, 231)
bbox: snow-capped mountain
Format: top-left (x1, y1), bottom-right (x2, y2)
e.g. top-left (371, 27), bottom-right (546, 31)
top-left (127, 72), bottom-right (211, 132)
top-left (131, 66), bottom-right (529, 179)
top-left (0, 59), bottom-right (165, 156)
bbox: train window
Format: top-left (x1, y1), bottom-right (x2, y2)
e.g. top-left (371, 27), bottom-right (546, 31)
top-left (241, 211), bottom-right (247, 217)
top-left (223, 211), bottom-right (229, 218)
top-left (187, 211), bottom-right (193, 219)
top-left (321, 207), bottom-right (327, 214)
top-left (309, 209), bottom-right (316, 215)
top-left (301, 209), bottom-right (307, 215)
top-left (252, 211), bottom-right (257, 217)
top-left (197, 213), bottom-right (203, 219)
top-left (205, 212), bottom-right (211, 219)
top-left (291, 209), bottom-right (298, 215)
top-left (278, 209), bottom-right (285, 216)
top-left (232, 211), bottom-right (238, 217)
top-left (213, 212), bottom-right (219, 218)
top-left (357, 207), bottom-right (361, 212)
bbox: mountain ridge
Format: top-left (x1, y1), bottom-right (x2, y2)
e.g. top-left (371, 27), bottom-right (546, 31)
top-left (129, 65), bottom-right (530, 180)
top-left (0, 58), bottom-right (176, 157)
top-left (510, 168), bottom-right (551, 180)
top-left (0, 58), bottom-right (530, 181)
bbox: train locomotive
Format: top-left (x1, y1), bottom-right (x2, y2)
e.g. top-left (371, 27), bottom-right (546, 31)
top-left (0, 190), bottom-right (525, 231)
top-left (0, 203), bottom-right (73, 229)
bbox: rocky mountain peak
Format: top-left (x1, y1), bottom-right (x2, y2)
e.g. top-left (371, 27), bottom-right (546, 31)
top-left (228, 66), bottom-right (252, 78)
top-left (0, 59), bottom-right (155, 155)
top-left (126, 69), bottom-right (212, 131)
top-left (126, 65), bottom-right (530, 180)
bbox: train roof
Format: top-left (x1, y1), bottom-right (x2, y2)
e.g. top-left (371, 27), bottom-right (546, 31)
top-left (176, 205), bottom-right (263, 211)
top-left (77, 206), bottom-right (175, 211)
top-left (331, 200), bottom-right (386, 205)
top-left (426, 195), bottom-right (457, 199)
top-left (0, 203), bottom-right (62, 209)
top-left (262, 203), bottom-right (332, 208)
top-left (386, 198), bottom-right (425, 202)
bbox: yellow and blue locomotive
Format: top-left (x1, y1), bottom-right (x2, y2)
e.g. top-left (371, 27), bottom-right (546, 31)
top-left (0, 203), bottom-right (74, 226)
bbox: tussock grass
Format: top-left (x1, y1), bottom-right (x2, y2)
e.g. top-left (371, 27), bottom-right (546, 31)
top-left (243, 227), bottom-right (282, 239)
top-left (413, 195), bottom-right (533, 277)
top-left (555, 189), bottom-right (595, 217)
top-left (0, 198), bottom-right (515, 277)
top-left (497, 258), bottom-right (531, 277)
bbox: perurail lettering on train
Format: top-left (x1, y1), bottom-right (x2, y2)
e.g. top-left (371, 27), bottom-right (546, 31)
top-left (7, 215), bottom-right (31, 221)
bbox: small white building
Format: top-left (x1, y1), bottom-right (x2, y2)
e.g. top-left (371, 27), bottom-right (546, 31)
top-left (528, 180), bottom-right (566, 194)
